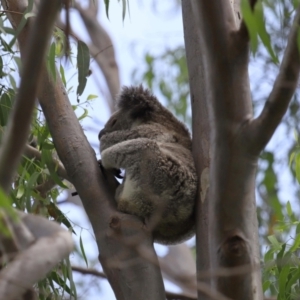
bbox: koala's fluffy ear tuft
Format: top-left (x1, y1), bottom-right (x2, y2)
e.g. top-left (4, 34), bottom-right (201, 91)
top-left (117, 85), bottom-right (158, 120)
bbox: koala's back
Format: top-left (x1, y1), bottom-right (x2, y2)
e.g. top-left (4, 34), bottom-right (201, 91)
top-left (113, 138), bottom-right (197, 245)
top-left (152, 142), bottom-right (197, 244)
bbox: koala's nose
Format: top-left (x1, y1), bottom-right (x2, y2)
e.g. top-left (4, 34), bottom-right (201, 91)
top-left (98, 129), bottom-right (104, 140)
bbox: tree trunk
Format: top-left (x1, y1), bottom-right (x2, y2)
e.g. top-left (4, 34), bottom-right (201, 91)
top-left (182, 0), bottom-right (262, 299)
top-left (182, 2), bottom-right (211, 299)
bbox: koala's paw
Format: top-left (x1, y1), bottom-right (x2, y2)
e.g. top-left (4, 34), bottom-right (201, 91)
top-left (98, 159), bottom-right (120, 192)
top-left (114, 169), bottom-right (123, 179)
top-left (98, 159), bottom-right (123, 179)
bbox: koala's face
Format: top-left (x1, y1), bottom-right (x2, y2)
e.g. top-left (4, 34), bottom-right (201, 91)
top-left (98, 109), bottom-right (133, 140)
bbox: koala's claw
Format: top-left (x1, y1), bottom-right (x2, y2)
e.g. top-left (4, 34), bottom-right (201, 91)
top-left (114, 169), bottom-right (123, 179)
top-left (98, 159), bottom-right (123, 179)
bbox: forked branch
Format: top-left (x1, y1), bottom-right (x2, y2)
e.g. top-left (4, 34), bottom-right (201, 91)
top-left (249, 6), bottom-right (300, 153)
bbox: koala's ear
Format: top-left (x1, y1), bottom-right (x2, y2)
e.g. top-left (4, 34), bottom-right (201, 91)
top-left (117, 85), bottom-right (157, 120)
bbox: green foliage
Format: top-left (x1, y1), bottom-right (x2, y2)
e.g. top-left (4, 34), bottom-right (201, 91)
top-left (37, 260), bottom-right (76, 299)
top-left (76, 40), bottom-right (90, 99)
top-left (53, 27), bottom-right (67, 57)
top-left (104, 0), bottom-right (110, 18)
top-left (258, 151), bottom-right (284, 231)
top-left (0, 93), bottom-right (13, 126)
top-left (289, 131), bottom-right (300, 184)
top-left (8, 0), bottom-right (34, 48)
top-left (103, 0), bottom-right (130, 20)
top-left (48, 42), bottom-right (57, 82)
top-left (80, 234), bottom-right (89, 267)
top-left (263, 203), bottom-right (300, 299)
top-left (0, 8), bottom-right (96, 298)
top-left (257, 129), bottom-right (300, 299)
top-left (132, 47), bottom-right (191, 124)
top-left (241, 0), bottom-right (279, 63)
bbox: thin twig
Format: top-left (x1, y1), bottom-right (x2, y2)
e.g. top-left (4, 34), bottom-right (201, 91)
top-left (71, 265), bottom-right (106, 278)
top-left (0, 9), bottom-right (23, 15)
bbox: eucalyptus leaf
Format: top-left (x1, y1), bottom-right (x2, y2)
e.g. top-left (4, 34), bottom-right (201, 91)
top-left (76, 41), bottom-right (90, 97)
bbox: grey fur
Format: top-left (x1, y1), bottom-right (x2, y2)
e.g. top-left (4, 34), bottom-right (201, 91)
top-left (99, 85), bottom-right (197, 244)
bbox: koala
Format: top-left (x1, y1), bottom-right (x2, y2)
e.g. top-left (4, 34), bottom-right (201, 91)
top-left (98, 85), bottom-right (197, 244)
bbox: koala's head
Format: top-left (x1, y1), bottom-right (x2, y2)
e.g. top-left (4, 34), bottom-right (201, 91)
top-left (98, 86), bottom-right (159, 139)
top-left (98, 85), bottom-right (190, 140)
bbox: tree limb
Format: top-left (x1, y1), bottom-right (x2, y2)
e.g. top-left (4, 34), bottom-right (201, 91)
top-left (181, 2), bottom-right (211, 299)
top-left (0, 0), bottom-right (61, 193)
top-left (0, 209), bottom-right (34, 255)
top-left (72, 265), bottom-right (106, 278)
top-left (0, 211), bottom-right (73, 300)
top-left (248, 6), bottom-right (300, 154)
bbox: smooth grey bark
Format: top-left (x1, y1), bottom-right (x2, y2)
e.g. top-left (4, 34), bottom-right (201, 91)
top-left (0, 211), bottom-right (73, 300)
top-left (2, 1), bottom-right (165, 299)
top-left (183, 0), bottom-right (259, 299)
top-left (182, 2), bottom-right (211, 300)
top-left (192, 0), bottom-right (262, 298)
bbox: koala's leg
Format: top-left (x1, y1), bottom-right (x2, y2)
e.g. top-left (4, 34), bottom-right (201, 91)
top-left (101, 138), bottom-right (161, 218)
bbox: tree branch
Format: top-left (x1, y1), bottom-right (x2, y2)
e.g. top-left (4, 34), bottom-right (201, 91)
top-left (72, 265), bottom-right (106, 278)
top-left (248, 6), bottom-right (300, 154)
top-left (0, 211), bottom-right (73, 300)
top-left (181, 2), bottom-right (211, 299)
top-left (0, 0), bottom-right (61, 193)
top-left (35, 180), bottom-right (57, 197)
